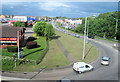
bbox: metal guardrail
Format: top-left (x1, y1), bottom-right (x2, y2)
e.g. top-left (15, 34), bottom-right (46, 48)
top-left (36, 40), bottom-right (49, 64)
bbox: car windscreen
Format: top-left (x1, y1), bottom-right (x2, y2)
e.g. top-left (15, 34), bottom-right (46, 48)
top-left (102, 59), bottom-right (109, 61)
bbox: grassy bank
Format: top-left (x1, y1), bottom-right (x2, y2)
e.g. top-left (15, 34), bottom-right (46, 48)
top-left (13, 39), bottom-right (70, 72)
top-left (55, 30), bottom-right (98, 63)
top-left (38, 39), bottom-right (70, 68)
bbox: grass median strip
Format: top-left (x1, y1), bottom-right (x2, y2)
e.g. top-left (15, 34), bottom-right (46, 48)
top-left (13, 39), bottom-right (70, 72)
top-left (55, 30), bottom-right (98, 63)
top-left (38, 39), bottom-right (70, 69)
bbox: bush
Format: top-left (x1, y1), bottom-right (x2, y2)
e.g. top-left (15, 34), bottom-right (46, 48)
top-left (7, 46), bottom-right (18, 52)
top-left (26, 41), bottom-right (37, 49)
top-left (27, 37), bottom-right (37, 42)
top-left (13, 21), bottom-right (25, 27)
top-left (21, 22), bottom-right (25, 27)
top-left (13, 21), bottom-right (21, 27)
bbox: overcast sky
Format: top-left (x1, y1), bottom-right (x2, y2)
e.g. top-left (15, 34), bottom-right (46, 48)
top-left (1, 1), bottom-right (118, 18)
top-left (2, 0), bottom-right (120, 2)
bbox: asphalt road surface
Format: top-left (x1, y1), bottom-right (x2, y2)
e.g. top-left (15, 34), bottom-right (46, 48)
top-left (52, 21), bottom-right (119, 80)
top-left (62, 39), bottom-right (118, 80)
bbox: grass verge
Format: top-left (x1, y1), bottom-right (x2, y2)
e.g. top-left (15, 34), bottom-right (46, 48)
top-left (55, 30), bottom-right (98, 63)
top-left (22, 37), bottom-right (46, 60)
top-left (13, 39), bottom-right (70, 72)
top-left (56, 22), bottom-right (118, 43)
top-left (2, 36), bottom-right (46, 71)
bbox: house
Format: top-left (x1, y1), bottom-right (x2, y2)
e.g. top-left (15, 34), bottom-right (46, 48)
top-left (0, 26), bottom-right (25, 48)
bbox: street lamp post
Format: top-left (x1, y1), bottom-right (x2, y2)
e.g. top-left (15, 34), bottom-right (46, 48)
top-left (82, 17), bottom-right (87, 60)
top-left (114, 18), bottom-right (118, 41)
top-left (86, 20), bottom-right (89, 43)
top-left (87, 20), bottom-right (89, 38)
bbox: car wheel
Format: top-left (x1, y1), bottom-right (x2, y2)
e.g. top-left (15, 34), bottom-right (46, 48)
top-left (78, 71), bottom-right (82, 74)
top-left (91, 68), bottom-right (94, 71)
top-left (73, 68), bottom-right (74, 71)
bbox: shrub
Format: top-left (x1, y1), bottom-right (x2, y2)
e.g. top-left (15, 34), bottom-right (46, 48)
top-left (7, 46), bottom-right (18, 52)
top-left (27, 36), bottom-right (37, 42)
top-left (21, 22), bottom-right (25, 27)
top-left (13, 21), bottom-right (25, 27)
top-left (26, 41), bottom-right (37, 49)
top-left (2, 58), bottom-right (20, 71)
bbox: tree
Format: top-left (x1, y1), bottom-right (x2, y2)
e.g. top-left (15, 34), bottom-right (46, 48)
top-left (63, 16), bottom-right (67, 18)
top-left (44, 24), bottom-right (55, 40)
top-left (85, 11), bottom-right (119, 40)
top-left (35, 20), bottom-right (40, 23)
top-left (75, 24), bottom-right (84, 34)
top-left (33, 21), bottom-right (47, 36)
top-left (13, 21), bottom-right (25, 27)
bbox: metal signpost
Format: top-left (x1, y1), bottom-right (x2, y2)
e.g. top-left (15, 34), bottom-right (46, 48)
top-left (17, 31), bottom-right (20, 59)
top-left (13, 54), bottom-right (17, 67)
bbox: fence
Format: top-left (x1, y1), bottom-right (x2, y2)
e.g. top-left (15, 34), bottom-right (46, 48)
top-left (36, 40), bottom-right (49, 64)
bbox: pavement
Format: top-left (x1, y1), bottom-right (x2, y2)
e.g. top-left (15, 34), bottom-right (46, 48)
top-left (2, 71), bottom-right (38, 80)
top-left (1, 76), bottom-right (29, 80)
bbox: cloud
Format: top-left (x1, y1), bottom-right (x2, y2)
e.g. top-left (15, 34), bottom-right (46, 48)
top-left (24, 5), bottom-right (28, 7)
top-left (39, 1), bottom-right (70, 11)
top-left (10, 6), bottom-right (14, 8)
top-left (2, 0), bottom-right (119, 2)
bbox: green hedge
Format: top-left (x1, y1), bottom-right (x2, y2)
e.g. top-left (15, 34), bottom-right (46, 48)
top-left (7, 46), bottom-right (18, 52)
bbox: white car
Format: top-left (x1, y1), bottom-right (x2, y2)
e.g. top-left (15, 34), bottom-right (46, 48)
top-left (73, 62), bottom-right (94, 74)
top-left (101, 57), bottom-right (110, 66)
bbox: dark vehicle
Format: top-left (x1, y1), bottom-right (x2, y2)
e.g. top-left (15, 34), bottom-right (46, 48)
top-left (88, 35), bottom-right (94, 39)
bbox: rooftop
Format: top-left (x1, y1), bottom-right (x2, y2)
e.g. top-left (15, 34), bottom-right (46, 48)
top-left (0, 25), bottom-right (24, 38)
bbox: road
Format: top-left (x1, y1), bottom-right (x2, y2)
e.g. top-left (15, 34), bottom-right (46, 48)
top-left (62, 39), bottom-right (118, 80)
top-left (52, 21), bottom-right (119, 80)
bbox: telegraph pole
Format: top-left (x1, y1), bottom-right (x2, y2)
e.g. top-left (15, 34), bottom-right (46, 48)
top-left (82, 17), bottom-right (87, 60)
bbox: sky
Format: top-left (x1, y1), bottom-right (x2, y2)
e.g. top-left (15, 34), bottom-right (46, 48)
top-left (1, 0), bottom-right (120, 2)
top-left (1, 1), bottom-right (118, 18)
